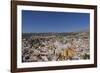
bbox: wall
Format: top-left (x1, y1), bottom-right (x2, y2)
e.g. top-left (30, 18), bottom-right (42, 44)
top-left (0, 0), bottom-right (99, 73)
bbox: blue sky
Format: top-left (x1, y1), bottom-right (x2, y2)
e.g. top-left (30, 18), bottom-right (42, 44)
top-left (22, 10), bottom-right (90, 33)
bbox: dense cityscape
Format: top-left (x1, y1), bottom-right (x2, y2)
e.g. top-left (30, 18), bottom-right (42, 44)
top-left (22, 31), bottom-right (90, 62)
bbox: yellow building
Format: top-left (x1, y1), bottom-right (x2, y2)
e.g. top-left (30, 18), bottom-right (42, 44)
top-left (62, 49), bottom-right (76, 57)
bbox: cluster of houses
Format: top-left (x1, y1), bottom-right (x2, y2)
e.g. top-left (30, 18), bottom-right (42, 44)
top-left (22, 32), bottom-right (90, 62)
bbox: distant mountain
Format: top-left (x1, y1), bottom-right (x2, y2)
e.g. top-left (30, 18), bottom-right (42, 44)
top-left (74, 28), bottom-right (90, 33)
top-left (22, 28), bottom-right (90, 39)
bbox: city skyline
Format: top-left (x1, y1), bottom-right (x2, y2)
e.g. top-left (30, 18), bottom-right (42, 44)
top-left (22, 10), bottom-right (90, 33)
